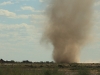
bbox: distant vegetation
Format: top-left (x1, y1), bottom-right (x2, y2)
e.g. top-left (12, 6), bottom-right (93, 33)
top-left (0, 59), bottom-right (54, 64)
top-left (0, 59), bottom-right (100, 75)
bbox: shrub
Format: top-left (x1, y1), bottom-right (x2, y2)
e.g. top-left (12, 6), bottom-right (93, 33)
top-left (77, 67), bottom-right (90, 75)
top-left (41, 68), bottom-right (64, 75)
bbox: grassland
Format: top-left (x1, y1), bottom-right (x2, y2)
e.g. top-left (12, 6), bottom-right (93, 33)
top-left (0, 63), bottom-right (100, 75)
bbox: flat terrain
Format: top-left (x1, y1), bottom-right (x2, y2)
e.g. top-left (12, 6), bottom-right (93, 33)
top-left (0, 63), bottom-right (100, 75)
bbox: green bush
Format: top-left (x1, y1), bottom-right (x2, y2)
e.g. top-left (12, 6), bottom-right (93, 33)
top-left (77, 67), bottom-right (90, 75)
top-left (41, 68), bottom-right (64, 75)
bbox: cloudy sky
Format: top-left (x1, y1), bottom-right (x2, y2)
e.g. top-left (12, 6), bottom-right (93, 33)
top-left (0, 0), bottom-right (100, 63)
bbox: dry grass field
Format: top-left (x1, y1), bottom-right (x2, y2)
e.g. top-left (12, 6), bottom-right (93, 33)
top-left (0, 63), bottom-right (100, 75)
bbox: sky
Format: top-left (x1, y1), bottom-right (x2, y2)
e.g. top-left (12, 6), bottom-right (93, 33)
top-left (0, 0), bottom-right (100, 63)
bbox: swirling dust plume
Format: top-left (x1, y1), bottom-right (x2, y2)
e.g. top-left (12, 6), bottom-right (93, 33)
top-left (42, 0), bottom-right (94, 63)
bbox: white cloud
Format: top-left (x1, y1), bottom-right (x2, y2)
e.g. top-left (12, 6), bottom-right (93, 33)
top-left (21, 6), bottom-right (35, 12)
top-left (0, 9), bottom-right (16, 18)
top-left (0, 9), bottom-right (45, 19)
top-left (0, 23), bottom-right (41, 42)
top-left (39, 0), bottom-right (44, 2)
top-left (0, 9), bottom-right (29, 19)
top-left (94, 1), bottom-right (100, 6)
top-left (31, 14), bottom-right (45, 19)
top-left (18, 15), bottom-right (29, 19)
top-left (19, 0), bottom-right (29, 1)
top-left (21, 6), bottom-right (44, 12)
top-left (94, 10), bottom-right (100, 20)
top-left (0, 23), bottom-right (34, 30)
top-left (0, 1), bottom-right (13, 5)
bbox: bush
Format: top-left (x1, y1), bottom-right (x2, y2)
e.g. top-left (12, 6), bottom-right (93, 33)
top-left (78, 67), bottom-right (90, 75)
top-left (41, 68), bottom-right (64, 75)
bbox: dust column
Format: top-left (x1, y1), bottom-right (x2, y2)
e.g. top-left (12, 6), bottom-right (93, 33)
top-left (43, 0), bottom-right (94, 63)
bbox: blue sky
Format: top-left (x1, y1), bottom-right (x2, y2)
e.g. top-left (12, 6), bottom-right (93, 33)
top-left (0, 0), bottom-right (100, 63)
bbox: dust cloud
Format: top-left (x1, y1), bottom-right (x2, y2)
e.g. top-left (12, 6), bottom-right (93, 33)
top-left (42, 0), bottom-right (94, 63)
